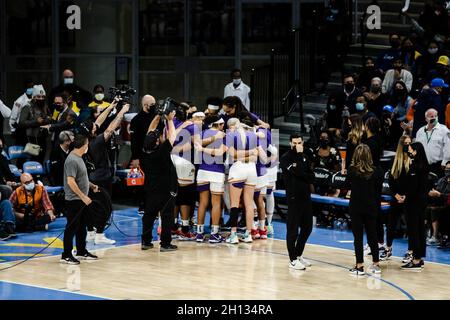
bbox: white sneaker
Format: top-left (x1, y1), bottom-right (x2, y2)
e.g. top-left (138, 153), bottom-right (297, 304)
top-left (267, 224), bottom-right (274, 236)
top-left (297, 256), bottom-right (311, 267)
top-left (239, 232), bottom-right (253, 243)
top-left (86, 231), bottom-right (96, 243)
top-left (363, 244), bottom-right (371, 256)
top-left (289, 259), bottom-right (306, 270)
top-left (369, 264), bottom-right (382, 274)
top-left (426, 236), bottom-right (438, 246)
top-left (94, 233), bottom-right (116, 245)
top-left (226, 233), bottom-right (239, 244)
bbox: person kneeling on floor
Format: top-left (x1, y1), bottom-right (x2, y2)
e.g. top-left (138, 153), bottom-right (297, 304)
top-left (9, 173), bottom-right (56, 232)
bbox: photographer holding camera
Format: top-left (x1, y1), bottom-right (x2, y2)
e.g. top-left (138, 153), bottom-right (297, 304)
top-left (10, 173), bottom-right (56, 232)
top-left (140, 110), bottom-right (178, 252)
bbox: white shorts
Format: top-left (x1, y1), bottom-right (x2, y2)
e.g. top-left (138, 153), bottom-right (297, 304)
top-left (255, 173), bottom-right (269, 195)
top-left (197, 170), bottom-right (225, 194)
top-left (267, 166), bottom-right (278, 184)
top-left (171, 155), bottom-right (195, 186)
top-left (228, 161), bottom-right (257, 187)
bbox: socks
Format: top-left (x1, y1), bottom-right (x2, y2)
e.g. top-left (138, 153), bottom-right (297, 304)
top-left (197, 224), bottom-right (204, 234)
top-left (181, 219), bottom-right (189, 233)
top-left (258, 220), bottom-right (265, 230)
top-left (266, 213), bottom-right (273, 225)
top-left (211, 225), bottom-right (219, 234)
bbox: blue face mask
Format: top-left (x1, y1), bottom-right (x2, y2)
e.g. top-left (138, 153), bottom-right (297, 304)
top-left (25, 182), bottom-right (35, 192)
top-left (356, 103), bottom-right (365, 111)
top-left (330, 9), bottom-right (339, 14)
top-left (26, 88), bottom-right (34, 96)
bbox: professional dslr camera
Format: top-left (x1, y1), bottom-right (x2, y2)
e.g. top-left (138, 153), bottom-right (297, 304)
top-left (109, 85), bottom-right (136, 111)
top-left (155, 97), bottom-right (187, 120)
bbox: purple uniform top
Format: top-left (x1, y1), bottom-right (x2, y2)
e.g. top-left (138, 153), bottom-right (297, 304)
top-left (220, 112), bottom-right (260, 129)
top-left (198, 129), bottom-right (225, 174)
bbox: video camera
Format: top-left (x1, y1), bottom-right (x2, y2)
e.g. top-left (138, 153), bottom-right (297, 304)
top-left (155, 97), bottom-right (187, 121)
top-left (109, 85), bottom-right (136, 111)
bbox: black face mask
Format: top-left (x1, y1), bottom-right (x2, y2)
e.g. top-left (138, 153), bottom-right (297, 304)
top-left (68, 142), bottom-right (75, 151)
top-left (391, 39), bottom-right (401, 48)
top-left (319, 139), bottom-right (329, 148)
top-left (403, 145), bottom-right (409, 154)
top-left (445, 170), bottom-right (450, 178)
top-left (36, 100), bottom-right (45, 108)
top-left (54, 104), bottom-right (64, 111)
top-left (395, 89), bottom-right (405, 96)
top-left (344, 83), bottom-right (355, 92)
top-left (407, 151), bottom-right (415, 159)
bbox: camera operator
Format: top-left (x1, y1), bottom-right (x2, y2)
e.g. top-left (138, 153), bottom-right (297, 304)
top-left (10, 173), bottom-right (56, 232)
top-left (140, 110), bottom-right (178, 252)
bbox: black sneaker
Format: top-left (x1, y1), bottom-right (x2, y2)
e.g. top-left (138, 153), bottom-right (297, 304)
top-left (349, 265), bottom-right (365, 276)
top-left (60, 255), bottom-right (80, 265)
top-left (0, 229), bottom-right (11, 241)
top-left (160, 244), bottom-right (178, 252)
top-left (4, 223), bottom-right (17, 238)
top-left (401, 251), bottom-right (413, 263)
top-left (380, 248), bottom-right (392, 261)
top-left (438, 237), bottom-right (449, 249)
top-left (401, 261), bottom-right (422, 271)
top-left (141, 242), bottom-right (154, 250)
top-left (76, 251), bottom-right (98, 260)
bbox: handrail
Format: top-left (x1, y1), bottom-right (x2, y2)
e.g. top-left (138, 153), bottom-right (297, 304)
top-left (401, 0), bottom-right (410, 13)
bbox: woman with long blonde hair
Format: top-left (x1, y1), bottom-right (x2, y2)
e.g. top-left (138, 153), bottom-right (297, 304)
top-left (383, 135), bottom-right (412, 261)
top-left (347, 144), bottom-right (383, 275)
top-left (342, 114), bottom-right (364, 174)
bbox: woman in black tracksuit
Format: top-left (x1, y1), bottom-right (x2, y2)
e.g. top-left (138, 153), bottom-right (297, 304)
top-left (347, 144), bottom-right (383, 275)
top-left (401, 142), bottom-right (429, 271)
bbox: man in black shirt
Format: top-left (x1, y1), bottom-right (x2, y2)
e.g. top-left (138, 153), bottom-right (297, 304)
top-left (0, 138), bottom-right (16, 201)
top-left (140, 110), bottom-right (178, 252)
top-left (280, 134), bottom-right (315, 270)
top-left (49, 131), bottom-right (74, 186)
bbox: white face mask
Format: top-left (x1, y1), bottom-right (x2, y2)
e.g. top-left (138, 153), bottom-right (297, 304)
top-left (25, 182), bottom-right (35, 191)
top-left (64, 78), bottom-right (74, 85)
top-left (95, 93), bottom-right (104, 101)
top-left (428, 48), bottom-right (438, 54)
top-left (233, 79), bottom-right (241, 86)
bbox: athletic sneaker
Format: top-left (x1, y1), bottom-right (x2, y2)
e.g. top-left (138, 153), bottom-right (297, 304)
top-left (237, 219), bottom-right (246, 231)
top-left (349, 266), bottom-right (365, 275)
top-left (160, 244), bottom-right (178, 252)
top-left (195, 233), bottom-right (205, 242)
top-left (239, 232), bottom-right (253, 243)
top-left (0, 229), bottom-right (11, 241)
top-left (209, 233), bottom-right (224, 243)
top-left (94, 233), bottom-right (116, 245)
top-left (4, 223), bottom-right (16, 238)
top-left (251, 229), bottom-right (260, 240)
top-left (267, 224), bottom-right (274, 236)
top-left (438, 237), bottom-right (449, 249)
top-left (76, 251), bottom-right (98, 260)
top-left (402, 251), bottom-right (413, 263)
top-left (86, 230), bottom-right (96, 243)
top-left (141, 242), bottom-right (154, 250)
top-left (380, 248), bottom-right (392, 261)
top-left (289, 259), bottom-right (306, 270)
top-left (369, 264), bottom-right (382, 274)
top-left (297, 256), bottom-right (311, 267)
top-left (258, 229), bottom-right (268, 239)
top-left (60, 255), bottom-right (80, 265)
top-left (363, 244), bottom-right (371, 256)
top-left (178, 231), bottom-right (195, 241)
top-left (401, 261), bottom-right (422, 271)
top-left (426, 236), bottom-right (438, 246)
top-left (226, 233), bottom-right (239, 244)
top-left (157, 226), bottom-right (161, 235)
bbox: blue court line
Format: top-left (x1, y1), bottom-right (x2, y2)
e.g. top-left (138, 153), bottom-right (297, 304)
top-left (241, 244), bottom-right (415, 300)
top-left (0, 280), bottom-right (108, 300)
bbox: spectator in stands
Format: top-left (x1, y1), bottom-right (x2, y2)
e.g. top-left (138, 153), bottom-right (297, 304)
top-left (342, 114), bottom-right (364, 174)
top-left (16, 85), bottom-right (53, 163)
top-left (49, 131), bottom-right (74, 186)
top-left (412, 78), bottom-right (447, 137)
top-left (356, 57), bottom-right (384, 93)
top-left (426, 55), bottom-right (449, 85)
top-left (347, 144), bottom-right (383, 275)
top-left (416, 40), bottom-right (442, 84)
top-left (9, 79), bottom-right (34, 145)
top-left (418, 1), bottom-right (448, 43)
top-left (382, 58), bottom-right (413, 95)
top-left (327, 74), bottom-right (361, 128)
top-left (415, 108), bottom-right (450, 177)
top-left (355, 96), bottom-right (377, 123)
top-left (400, 37), bottom-right (422, 77)
top-left (0, 98), bottom-right (11, 143)
top-left (88, 84), bottom-right (110, 112)
top-left (312, 130), bottom-right (341, 172)
top-left (391, 81), bottom-right (414, 123)
top-left (363, 77), bottom-right (388, 119)
top-left (224, 69), bottom-right (251, 111)
top-left (380, 105), bottom-right (399, 151)
top-left (0, 138), bottom-right (16, 201)
top-left (401, 142), bottom-right (429, 270)
top-left (384, 135), bottom-right (413, 261)
top-left (48, 69), bottom-right (92, 109)
top-left (426, 161), bottom-right (450, 245)
top-left (0, 196), bottom-right (16, 240)
top-left (446, 99), bottom-right (450, 129)
top-left (376, 33), bottom-right (402, 72)
top-left (10, 173), bottom-right (56, 232)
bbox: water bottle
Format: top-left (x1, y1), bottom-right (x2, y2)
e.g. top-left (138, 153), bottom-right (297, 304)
top-left (341, 220), bottom-right (348, 231)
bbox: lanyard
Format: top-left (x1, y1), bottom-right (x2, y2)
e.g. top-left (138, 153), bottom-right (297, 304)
top-left (425, 128), bottom-right (435, 144)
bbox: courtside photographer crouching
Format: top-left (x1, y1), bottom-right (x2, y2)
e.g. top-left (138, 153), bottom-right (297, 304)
top-left (140, 109), bottom-right (178, 252)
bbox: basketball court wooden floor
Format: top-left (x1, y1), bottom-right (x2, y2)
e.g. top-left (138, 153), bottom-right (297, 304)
top-left (1, 209), bottom-right (450, 300)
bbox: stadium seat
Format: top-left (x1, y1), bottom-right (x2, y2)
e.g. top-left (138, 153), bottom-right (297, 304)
top-left (7, 145), bottom-right (29, 160)
top-left (8, 164), bottom-right (21, 178)
top-left (22, 161), bottom-right (45, 175)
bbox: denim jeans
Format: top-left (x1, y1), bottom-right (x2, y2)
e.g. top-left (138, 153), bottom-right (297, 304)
top-left (0, 200), bottom-right (15, 226)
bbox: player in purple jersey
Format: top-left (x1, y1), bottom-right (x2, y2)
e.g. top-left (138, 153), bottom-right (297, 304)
top-left (194, 116), bottom-right (228, 243)
top-left (225, 118), bottom-right (267, 244)
top-left (220, 96), bottom-right (270, 129)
